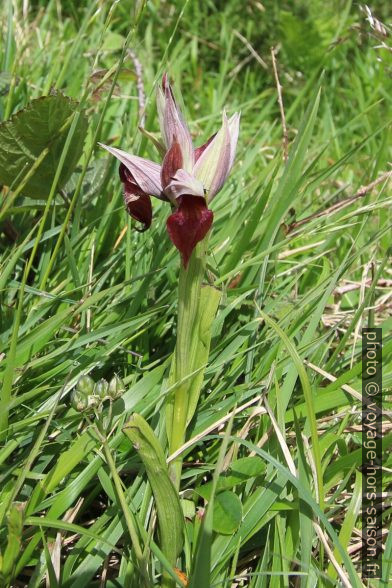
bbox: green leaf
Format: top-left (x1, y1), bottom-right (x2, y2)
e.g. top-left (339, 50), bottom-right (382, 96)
top-left (26, 432), bottom-right (97, 515)
top-left (25, 517), bottom-right (122, 554)
top-left (258, 309), bottom-right (324, 507)
top-left (181, 499), bottom-right (196, 520)
top-left (0, 71), bottom-right (16, 96)
top-left (186, 284), bottom-right (221, 426)
top-left (198, 456), bottom-right (265, 500)
top-left (0, 503), bottom-right (24, 585)
top-left (327, 470), bottom-right (362, 580)
top-left (102, 31), bottom-right (126, 51)
top-left (234, 436), bottom-right (362, 588)
top-left (211, 472), bottom-right (288, 577)
top-left (213, 491), bottom-right (242, 535)
top-left (0, 93), bottom-right (87, 198)
top-left (166, 236), bottom-right (221, 478)
top-left (189, 415), bottom-right (235, 588)
top-left (123, 414), bottom-right (184, 577)
top-left (293, 412), bottom-right (313, 588)
top-left (40, 528), bottom-right (59, 588)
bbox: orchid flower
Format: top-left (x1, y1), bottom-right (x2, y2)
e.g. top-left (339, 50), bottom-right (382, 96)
top-left (100, 74), bottom-right (240, 267)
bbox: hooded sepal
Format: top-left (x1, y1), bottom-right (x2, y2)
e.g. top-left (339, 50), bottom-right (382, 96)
top-left (193, 112), bottom-right (231, 201)
top-left (194, 132), bottom-right (216, 161)
top-left (157, 74), bottom-right (194, 172)
top-left (193, 111), bottom-right (240, 202)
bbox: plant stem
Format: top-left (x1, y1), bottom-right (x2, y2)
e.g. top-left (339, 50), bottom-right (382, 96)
top-left (168, 237), bottom-right (208, 487)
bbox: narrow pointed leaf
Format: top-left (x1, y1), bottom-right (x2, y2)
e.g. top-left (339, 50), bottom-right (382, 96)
top-left (166, 283), bottom-right (220, 442)
top-left (123, 414), bottom-right (184, 572)
top-left (186, 284), bottom-right (221, 425)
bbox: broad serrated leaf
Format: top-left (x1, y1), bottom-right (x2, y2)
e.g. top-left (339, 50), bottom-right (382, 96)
top-left (0, 93), bottom-right (87, 198)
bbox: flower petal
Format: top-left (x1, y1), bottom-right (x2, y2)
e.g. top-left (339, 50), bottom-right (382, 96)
top-left (119, 164), bottom-right (153, 231)
top-left (99, 143), bottom-right (164, 199)
top-left (193, 112), bottom-right (231, 202)
top-left (194, 132), bottom-right (216, 161)
top-left (165, 168), bottom-right (205, 201)
top-left (161, 138), bottom-right (183, 190)
top-left (166, 195), bottom-right (213, 268)
top-left (157, 75), bottom-right (194, 172)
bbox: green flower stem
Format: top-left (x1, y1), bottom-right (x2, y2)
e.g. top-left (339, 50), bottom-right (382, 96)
top-left (168, 238), bottom-right (209, 487)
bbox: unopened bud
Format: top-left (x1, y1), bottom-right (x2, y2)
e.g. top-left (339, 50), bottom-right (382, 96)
top-left (70, 389), bottom-right (89, 412)
top-left (76, 375), bottom-right (95, 396)
top-left (94, 379), bottom-right (109, 400)
top-left (87, 394), bottom-right (101, 410)
top-left (108, 374), bottom-right (125, 400)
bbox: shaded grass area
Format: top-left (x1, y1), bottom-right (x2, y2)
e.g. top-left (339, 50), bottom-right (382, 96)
top-left (0, 1), bottom-right (391, 586)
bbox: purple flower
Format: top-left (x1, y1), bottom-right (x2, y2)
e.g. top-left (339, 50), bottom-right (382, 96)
top-left (100, 74), bottom-right (240, 267)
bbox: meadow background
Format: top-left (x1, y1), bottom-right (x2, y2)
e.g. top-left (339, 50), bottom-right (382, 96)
top-left (0, 0), bottom-right (391, 586)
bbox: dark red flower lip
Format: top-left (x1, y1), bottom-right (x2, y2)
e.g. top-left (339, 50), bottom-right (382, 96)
top-left (166, 195), bottom-right (213, 268)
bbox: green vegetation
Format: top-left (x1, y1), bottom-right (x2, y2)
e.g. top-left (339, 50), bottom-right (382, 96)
top-left (0, 1), bottom-right (391, 586)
